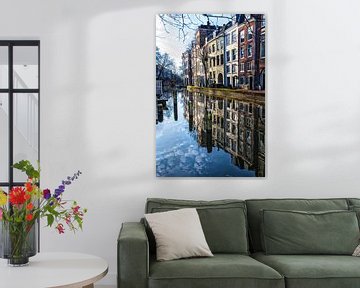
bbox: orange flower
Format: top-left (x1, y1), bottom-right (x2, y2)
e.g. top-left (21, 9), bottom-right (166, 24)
top-left (26, 203), bottom-right (34, 210)
top-left (26, 214), bottom-right (33, 221)
top-left (24, 193), bottom-right (31, 200)
top-left (25, 182), bottom-right (33, 192)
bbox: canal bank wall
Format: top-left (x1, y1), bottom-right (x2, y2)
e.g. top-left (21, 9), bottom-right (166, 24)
top-left (187, 86), bottom-right (265, 105)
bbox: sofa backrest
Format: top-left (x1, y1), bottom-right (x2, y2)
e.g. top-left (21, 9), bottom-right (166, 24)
top-left (348, 198), bottom-right (360, 207)
top-left (145, 198), bottom-right (249, 255)
top-left (245, 198), bottom-right (349, 252)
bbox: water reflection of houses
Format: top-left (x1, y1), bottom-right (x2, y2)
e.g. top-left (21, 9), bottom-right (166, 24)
top-left (183, 90), bottom-right (265, 176)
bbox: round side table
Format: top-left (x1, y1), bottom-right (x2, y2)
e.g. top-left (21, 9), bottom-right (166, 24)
top-left (0, 252), bottom-right (108, 288)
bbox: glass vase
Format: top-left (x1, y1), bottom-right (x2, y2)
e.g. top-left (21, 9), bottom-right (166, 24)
top-left (0, 220), bottom-right (37, 266)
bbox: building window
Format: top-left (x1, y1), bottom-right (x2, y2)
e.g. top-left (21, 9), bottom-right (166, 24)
top-left (240, 46), bottom-right (245, 58)
top-left (247, 27), bottom-right (253, 40)
top-left (232, 49), bottom-right (237, 61)
top-left (251, 61), bottom-right (255, 70)
top-left (208, 46), bottom-right (211, 54)
top-left (216, 55), bottom-right (220, 66)
top-left (225, 34), bottom-right (230, 46)
top-left (247, 44), bottom-right (253, 57)
top-left (231, 31), bottom-right (237, 43)
top-left (232, 64), bottom-right (237, 73)
top-left (220, 54), bottom-right (224, 65)
top-left (260, 39), bottom-right (265, 58)
top-left (247, 62), bottom-right (252, 71)
top-left (240, 30), bottom-right (245, 43)
top-left (240, 63), bottom-right (245, 72)
top-left (246, 130), bottom-right (251, 144)
top-left (226, 65), bottom-right (231, 73)
top-left (0, 40), bottom-right (40, 192)
top-left (220, 38), bottom-right (224, 49)
top-left (212, 44), bottom-right (215, 53)
top-left (226, 51), bottom-right (230, 62)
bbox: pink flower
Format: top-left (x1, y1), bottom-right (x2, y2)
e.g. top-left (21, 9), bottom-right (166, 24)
top-left (56, 223), bottom-right (65, 234)
top-left (0, 208), bottom-right (3, 220)
top-left (65, 214), bottom-right (71, 225)
top-left (72, 205), bottom-right (80, 215)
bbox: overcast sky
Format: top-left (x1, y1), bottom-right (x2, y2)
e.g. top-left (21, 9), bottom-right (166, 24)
top-left (156, 14), bottom-right (231, 68)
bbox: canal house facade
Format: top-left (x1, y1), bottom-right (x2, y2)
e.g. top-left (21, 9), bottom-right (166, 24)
top-left (182, 14), bottom-right (265, 91)
top-left (238, 14), bottom-right (266, 90)
top-left (206, 30), bottom-right (225, 86)
top-left (225, 16), bottom-right (239, 87)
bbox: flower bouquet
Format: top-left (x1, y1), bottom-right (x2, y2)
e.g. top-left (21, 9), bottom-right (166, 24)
top-left (0, 160), bottom-right (87, 266)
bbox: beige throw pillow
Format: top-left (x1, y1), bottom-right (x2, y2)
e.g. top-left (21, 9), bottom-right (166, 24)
top-left (353, 244), bottom-right (360, 256)
top-left (145, 208), bottom-right (213, 261)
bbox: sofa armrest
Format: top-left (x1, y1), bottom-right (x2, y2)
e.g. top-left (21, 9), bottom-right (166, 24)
top-left (118, 222), bottom-right (149, 288)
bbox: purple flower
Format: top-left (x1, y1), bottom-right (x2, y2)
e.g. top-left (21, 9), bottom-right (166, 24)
top-left (54, 170), bottom-right (82, 199)
top-left (54, 189), bottom-right (63, 198)
top-left (43, 189), bottom-right (51, 200)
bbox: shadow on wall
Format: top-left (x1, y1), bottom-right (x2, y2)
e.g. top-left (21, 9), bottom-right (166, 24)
top-left (45, 0), bottom-right (195, 158)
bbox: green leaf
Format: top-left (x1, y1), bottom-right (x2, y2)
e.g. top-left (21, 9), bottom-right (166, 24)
top-left (47, 214), bottom-right (54, 227)
top-left (12, 160), bottom-right (40, 180)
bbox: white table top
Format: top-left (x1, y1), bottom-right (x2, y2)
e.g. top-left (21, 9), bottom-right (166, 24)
top-left (0, 252), bottom-right (108, 288)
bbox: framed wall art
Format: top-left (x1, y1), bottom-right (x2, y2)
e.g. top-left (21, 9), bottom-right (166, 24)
top-left (156, 14), bottom-right (265, 177)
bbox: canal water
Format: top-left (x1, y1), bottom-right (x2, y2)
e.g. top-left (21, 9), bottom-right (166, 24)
top-left (156, 89), bottom-right (265, 177)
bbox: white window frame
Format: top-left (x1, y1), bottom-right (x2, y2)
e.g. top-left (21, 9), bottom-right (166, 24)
top-left (247, 26), bottom-right (253, 40)
top-left (226, 64), bottom-right (231, 74)
top-left (240, 63), bottom-right (245, 72)
top-left (247, 44), bottom-right (253, 57)
top-left (240, 30), bottom-right (245, 43)
top-left (240, 46), bottom-right (245, 59)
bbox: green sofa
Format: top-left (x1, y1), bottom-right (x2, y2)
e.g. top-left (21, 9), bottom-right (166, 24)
top-left (118, 198), bottom-right (360, 288)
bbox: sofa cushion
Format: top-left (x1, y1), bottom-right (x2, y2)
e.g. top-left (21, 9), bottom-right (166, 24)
top-left (261, 209), bottom-right (359, 255)
top-left (149, 254), bottom-right (284, 288)
top-left (252, 252), bottom-right (360, 288)
top-left (145, 208), bottom-right (213, 261)
top-left (146, 198), bottom-right (249, 254)
top-left (246, 198), bottom-right (349, 252)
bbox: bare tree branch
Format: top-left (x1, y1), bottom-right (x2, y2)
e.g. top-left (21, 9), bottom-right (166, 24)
top-left (158, 14), bottom-right (232, 42)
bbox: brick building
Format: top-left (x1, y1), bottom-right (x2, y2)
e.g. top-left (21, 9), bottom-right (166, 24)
top-left (238, 14), bottom-right (265, 90)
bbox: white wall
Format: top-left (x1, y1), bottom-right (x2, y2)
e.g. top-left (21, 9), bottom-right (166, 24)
top-left (1, 0), bottom-right (360, 285)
